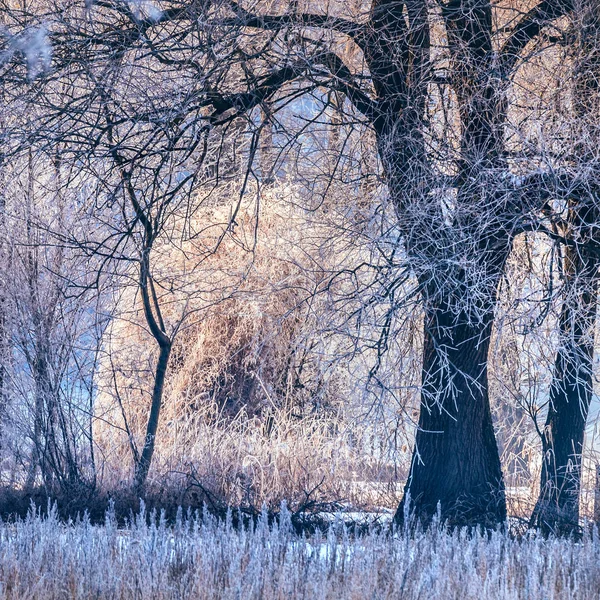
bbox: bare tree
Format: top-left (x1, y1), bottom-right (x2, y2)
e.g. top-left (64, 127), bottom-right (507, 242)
top-left (530, 0), bottom-right (600, 535)
top-left (3, 0), bottom-right (598, 528)
top-left (0, 150), bottom-right (104, 495)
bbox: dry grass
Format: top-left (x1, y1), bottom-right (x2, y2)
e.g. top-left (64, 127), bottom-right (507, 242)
top-left (96, 399), bottom-right (406, 515)
top-left (90, 184), bottom-right (412, 511)
top-left (0, 507), bottom-right (598, 599)
top-left (61, 183), bottom-right (600, 524)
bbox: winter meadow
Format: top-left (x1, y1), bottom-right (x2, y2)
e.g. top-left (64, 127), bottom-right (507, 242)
top-left (1, 0), bottom-right (600, 598)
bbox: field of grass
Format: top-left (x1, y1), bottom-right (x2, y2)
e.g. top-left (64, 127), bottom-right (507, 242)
top-left (0, 506), bottom-right (597, 599)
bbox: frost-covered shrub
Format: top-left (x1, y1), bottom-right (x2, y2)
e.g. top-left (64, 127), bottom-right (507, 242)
top-left (0, 506), bottom-right (597, 599)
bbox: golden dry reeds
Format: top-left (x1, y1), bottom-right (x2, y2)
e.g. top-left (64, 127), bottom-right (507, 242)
top-left (93, 183), bottom-right (408, 511)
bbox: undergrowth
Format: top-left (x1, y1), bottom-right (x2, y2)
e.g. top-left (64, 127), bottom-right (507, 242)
top-left (0, 505), bottom-right (597, 599)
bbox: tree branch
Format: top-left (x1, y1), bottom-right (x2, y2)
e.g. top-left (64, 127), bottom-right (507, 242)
top-left (500, 0), bottom-right (574, 77)
top-left (206, 54), bottom-right (378, 122)
top-left (222, 0), bottom-right (366, 43)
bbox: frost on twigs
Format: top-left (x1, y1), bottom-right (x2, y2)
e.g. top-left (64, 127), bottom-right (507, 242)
top-left (1, 25), bottom-right (52, 80)
top-left (128, 0), bottom-right (163, 22)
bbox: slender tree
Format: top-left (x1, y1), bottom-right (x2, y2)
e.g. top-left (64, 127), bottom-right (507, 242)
top-left (531, 0), bottom-right (600, 535)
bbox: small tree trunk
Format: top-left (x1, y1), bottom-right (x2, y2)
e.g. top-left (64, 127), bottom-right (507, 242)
top-left (530, 239), bottom-right (598, 536)
top-left (530, 1), bottom-right (600, 536)
top-left (594, 464), bottom-right (600, 526)
top-left (395, 295), bottom-right (506, 529)
top-left (134, 342), bottom-right (172, 491)
top-left (259, 106), bottom-right (275, 185)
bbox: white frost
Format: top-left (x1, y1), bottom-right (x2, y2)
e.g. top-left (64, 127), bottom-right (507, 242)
top-left (129, 0), bottom-right (163, 22)
top-left (5, 25), bottom-right (53, 80)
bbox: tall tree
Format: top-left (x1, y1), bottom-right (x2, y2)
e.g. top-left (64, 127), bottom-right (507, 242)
top-left (531, 0), bottom-right (600, 535)
top-left (216, 0), bottom-right (578, 527)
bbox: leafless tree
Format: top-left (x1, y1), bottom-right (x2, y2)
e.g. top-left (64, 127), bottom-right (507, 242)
top-left (0, 149), bottom-right (105, 495)
top-left (3, 0), bottom-right (600, 529)
top-left (529, 0), bottom-right (600, 535)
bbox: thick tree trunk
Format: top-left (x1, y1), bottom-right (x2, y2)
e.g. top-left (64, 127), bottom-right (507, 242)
top-left (531, 243), bottom-right (598, 536)
top-left (395, 294), bottom-right (506, 528)
top-left (370, 0), bottom-right (511, 529)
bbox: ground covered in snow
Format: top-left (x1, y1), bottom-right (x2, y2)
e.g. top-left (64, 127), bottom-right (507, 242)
top-left (0, 506), bottom-right (597, 599)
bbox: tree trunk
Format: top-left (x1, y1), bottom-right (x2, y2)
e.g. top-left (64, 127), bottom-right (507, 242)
top-left (395, 292), bottom-right (506, 529)
top-left (134, 342), bottom-right (172, 491)
top-left (594, 464), bottom-right (600, 526)
top-left (259, 105), bottom-right (275, 185)
top-left (531, 242), bottom-right (598, 535)
top-left (529, 0), bottom-right (600, 536)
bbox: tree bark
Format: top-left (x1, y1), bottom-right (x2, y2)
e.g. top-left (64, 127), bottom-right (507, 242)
top-left (395, 276), bottom-right (507, 528)
top-left (531, 241), bottom-right (599, 535)
top-left (134, 341), bottom-right (172, 491)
